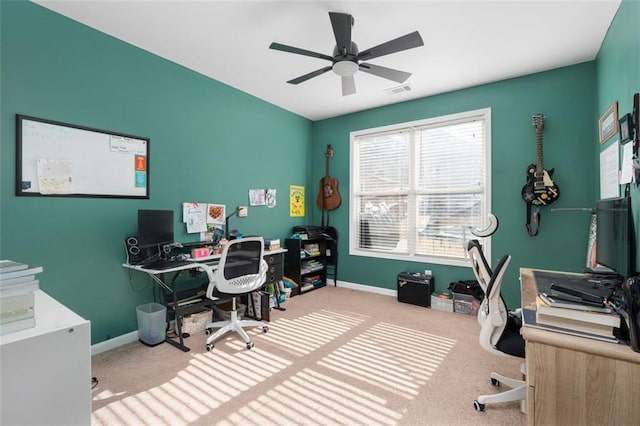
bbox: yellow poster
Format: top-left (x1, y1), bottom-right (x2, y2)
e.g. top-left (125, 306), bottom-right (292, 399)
top-left (290, 185), bottom-right (305, 217)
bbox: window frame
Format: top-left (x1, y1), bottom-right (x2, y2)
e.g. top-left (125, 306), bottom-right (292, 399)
top-left (348, 107), bottom-right (492, 267)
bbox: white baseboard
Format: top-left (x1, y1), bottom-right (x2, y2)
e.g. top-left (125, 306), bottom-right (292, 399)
top-left (91, 282), bottom-right (395, 355)
top-left (91, 330), bottom-right (139, 356)
top-left (333, 280), bottom-right (396, 298)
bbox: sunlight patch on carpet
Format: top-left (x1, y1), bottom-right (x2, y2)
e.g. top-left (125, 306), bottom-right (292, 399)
top-left (255, 309), bottom-right (368, 356)
top-left (216, 368), bottom-right (402, 426)
top-left (318, 322), bottom-right (456, 399)
top-left (92, 345), bottom-right (293, 426)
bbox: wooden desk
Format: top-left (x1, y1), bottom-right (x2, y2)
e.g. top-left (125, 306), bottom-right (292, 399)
top-left (520, 268), bottom-right (640, 425)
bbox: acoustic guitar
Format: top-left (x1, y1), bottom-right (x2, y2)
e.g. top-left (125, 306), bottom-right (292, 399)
top-left (521, 114), bottom-right (559, 206)
top-left (316, 144), bottom-right (341, 211)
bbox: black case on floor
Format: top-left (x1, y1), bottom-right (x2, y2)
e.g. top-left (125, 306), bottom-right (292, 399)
top-left (397, 272), bottom-right (434, 307)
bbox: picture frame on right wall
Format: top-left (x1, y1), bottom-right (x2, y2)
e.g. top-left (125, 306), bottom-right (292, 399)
top-left (599, 101), bottom-right (619, 143)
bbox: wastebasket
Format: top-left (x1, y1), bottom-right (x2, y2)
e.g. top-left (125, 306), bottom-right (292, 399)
top-left (136, 302), bottom-right (166, 346)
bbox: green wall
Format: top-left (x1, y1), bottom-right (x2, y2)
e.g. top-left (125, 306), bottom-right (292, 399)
top-left (312, 64), bottom-right (598, 308)
top-left (0, 1), bottom-right (312, 343)
top-left (1, 0), bottom-right (636, 343)
top-left (595, 0), bottom-right (640, 268)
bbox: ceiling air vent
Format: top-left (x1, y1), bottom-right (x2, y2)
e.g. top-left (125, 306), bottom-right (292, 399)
top-left (384, 84), bottom-right (412, 95)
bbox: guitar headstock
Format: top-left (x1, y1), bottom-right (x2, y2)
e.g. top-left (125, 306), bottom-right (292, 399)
top-left (326, 144), bottom-right (334, 158)
top-left (532, 114), bottom-right (545, 131)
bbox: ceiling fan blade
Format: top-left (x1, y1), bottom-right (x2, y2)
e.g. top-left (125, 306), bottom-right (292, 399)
top-left (359, 63), bottom-right (411, 83)
top-left (287, 66), bottom-right (333, 85)
top-left (342, 76), bottom-right (356, 96)
top-left (270, 42), bottom-right (333, 61)
top-left (329, 12), bottom-right (353, 55)
top-left (357, 31), bottom-right (424, 61)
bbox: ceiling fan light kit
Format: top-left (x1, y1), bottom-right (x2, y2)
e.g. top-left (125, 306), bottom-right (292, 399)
top-left (269, 12), bottom-right (424, 96)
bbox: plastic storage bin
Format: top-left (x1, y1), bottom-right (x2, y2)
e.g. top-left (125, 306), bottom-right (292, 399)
top-left (431, 292), bottom-right (454, 312)
top-left (136, 302), bottom-right (167, 346)
top-left (453, 292), bottom-right (481, 315)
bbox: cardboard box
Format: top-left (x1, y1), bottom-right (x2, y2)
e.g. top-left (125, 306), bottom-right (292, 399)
top-left (178, 308), bottom-right (212, 335)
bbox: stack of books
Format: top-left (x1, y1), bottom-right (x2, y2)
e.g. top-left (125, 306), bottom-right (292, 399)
top-left (303, 274), bottom-right (323, 288)
top-left (264, 238), bottom-right (281, 251)
top-left (301, 260), bottom-right (323, 275)
top-left (303, 243), bottom-right (320, 257)
top-left (0, 260), bottom-right (43, 335)
top-left (535, 293), bottom-right (620, 340)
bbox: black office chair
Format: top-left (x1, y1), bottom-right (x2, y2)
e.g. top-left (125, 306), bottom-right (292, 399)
top-left (469, 251), bottom-right (526, 412)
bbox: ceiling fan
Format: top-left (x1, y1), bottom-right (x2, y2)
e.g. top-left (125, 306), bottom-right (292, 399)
top-left (269, 12), bottom-right (424, 96)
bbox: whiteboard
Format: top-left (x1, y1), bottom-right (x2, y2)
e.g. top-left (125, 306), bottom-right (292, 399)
top-left (16, 115), bottom-right (149, 198)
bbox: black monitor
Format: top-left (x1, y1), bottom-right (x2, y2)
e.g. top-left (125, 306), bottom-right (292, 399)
top-left (595, 197), bottom-right (634, 278)
top-left (137, 209), bottom-right (174, 248)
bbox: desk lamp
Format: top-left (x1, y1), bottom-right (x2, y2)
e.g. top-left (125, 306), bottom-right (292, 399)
top-left (225, 206), bottom-right (247, 240)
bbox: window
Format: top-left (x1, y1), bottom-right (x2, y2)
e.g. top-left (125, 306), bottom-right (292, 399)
top-left (349, 108), bottom-right (491, 266)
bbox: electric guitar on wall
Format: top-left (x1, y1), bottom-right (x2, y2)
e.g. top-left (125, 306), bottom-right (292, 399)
top-left (521, 114), bottom-right (560, 206)
top-left (316, 144), bottom-right (341, 211)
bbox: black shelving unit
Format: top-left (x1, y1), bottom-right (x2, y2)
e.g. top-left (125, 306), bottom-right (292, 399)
top-left (284, 237), bottom-right (327, 294)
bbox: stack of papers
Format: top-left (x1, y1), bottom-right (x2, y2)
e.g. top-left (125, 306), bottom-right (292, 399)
top-left (0, 260), bottom-right (43, 335)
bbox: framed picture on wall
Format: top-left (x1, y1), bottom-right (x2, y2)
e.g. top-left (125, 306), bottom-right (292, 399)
top-left (599, 101), bottom-right (619, 144)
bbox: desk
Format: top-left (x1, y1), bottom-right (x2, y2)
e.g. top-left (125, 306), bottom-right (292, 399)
top-left (124, 248), bottom-right (286, 352)
top-left (520, 268), bottom-right (640, 425)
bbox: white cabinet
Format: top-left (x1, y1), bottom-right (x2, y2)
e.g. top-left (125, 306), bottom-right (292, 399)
top-left (0, 290), bottom-right (91, 426)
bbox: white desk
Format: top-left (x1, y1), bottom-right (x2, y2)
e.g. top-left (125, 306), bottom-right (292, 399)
top-left (123, 248), bottom-right (286, 351)
top-left (0, 291), bottom-right (91, 425)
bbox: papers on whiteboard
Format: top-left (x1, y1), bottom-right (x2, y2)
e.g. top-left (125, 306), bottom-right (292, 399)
top-left (37, 159), bottom-right (74, 194)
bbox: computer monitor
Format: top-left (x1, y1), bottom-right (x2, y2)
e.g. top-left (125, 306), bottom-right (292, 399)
top-left (137, 209), bottom-right (174, 248)
top-left (595, 197), bottom-right (634, 278)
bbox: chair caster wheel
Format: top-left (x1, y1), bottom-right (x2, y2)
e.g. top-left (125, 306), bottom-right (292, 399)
top-left (246, 341), bottom-right (254, 350)
top-left (205, 328), bottom-right (212, 335)
top-left (262, 326), bottom-right (269, 333)
top-left (473, 400), bottom-right (485, 412)
top-left (491, 378), bottom-right (500, 386)
top-left (206, 343), bottom-right (214, 351)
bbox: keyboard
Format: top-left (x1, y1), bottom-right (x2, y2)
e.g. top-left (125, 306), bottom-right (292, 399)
top-left (141, 259), bottom-right (193, 270)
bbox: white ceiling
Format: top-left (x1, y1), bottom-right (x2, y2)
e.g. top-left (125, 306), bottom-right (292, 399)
top-left (34, 0), bottom-right (621, 121)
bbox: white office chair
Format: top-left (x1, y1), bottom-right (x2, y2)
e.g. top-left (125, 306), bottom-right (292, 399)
top-left (471, 253), bottom-right (526, 413)
top-left (204, 237), bottom-right (269, 351)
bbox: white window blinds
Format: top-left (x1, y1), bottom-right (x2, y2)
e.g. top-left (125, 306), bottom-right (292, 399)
top-left (350, 108), bottom-right (491, 266)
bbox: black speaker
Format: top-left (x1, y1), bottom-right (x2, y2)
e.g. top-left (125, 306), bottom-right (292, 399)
top-left (125, 235), bottom-right (144, 264)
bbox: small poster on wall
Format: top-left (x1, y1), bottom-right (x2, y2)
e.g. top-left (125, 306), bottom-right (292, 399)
top-left (599, 140), bottom-right (619, 199)
top-left (290, 185), bottom-right (305, 217)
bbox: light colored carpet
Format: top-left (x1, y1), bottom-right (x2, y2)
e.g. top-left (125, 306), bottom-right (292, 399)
top-left (91, 286), bottom-right (526, 425)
